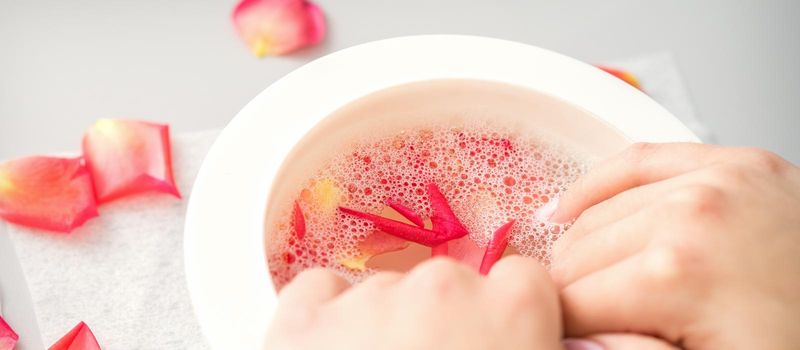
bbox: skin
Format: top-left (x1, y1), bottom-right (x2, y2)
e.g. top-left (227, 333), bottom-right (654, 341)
top-left (265, 256), bottom-right (563, 350)
top-left (266, 143), bottom-right (799, 350)
top-left (550, 143), bottom-right (800, 349)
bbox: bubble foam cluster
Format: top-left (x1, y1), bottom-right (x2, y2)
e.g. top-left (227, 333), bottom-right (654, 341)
top-left (267, 124), bottom-right (588, 289)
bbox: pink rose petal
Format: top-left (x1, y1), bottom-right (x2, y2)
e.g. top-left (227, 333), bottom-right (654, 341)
top-left (232, 0), bottom-right (326, 57)
top-left (49, 321), bottom-right (101, 350)
top-left (0, 156), bottom-right (98, 233)
top-left (82, 119), bottom-right (180, 203)
top-left (479, 220), bottom-right (516, 275)
top-left (0, 316), bottom-right (19, 350)
top-left (339, 230), bottom-right (410, 271)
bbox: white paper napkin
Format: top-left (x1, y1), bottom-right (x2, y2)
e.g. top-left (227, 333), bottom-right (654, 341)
top-left (6, 131), bottom-right (218, 349)
top-left (3, 53), bottom-right (707, 349)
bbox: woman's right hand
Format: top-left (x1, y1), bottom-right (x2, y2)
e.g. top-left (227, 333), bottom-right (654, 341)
top-left (549, 143), bottom-right (800, 349)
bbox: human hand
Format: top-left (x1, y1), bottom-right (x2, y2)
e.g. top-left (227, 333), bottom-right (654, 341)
top-left (549, 143), bottom-right (800, 349)
top-left (265, 256), bottom-right (562, 350)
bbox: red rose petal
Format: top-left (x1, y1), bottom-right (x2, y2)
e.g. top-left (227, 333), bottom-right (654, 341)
top-left (595, 65), bottom-right (642, 90)
top-left (427, 183), bottom-right (469, 237)
top-left (0, 156), bottom-right (98, 233)
top-left (82, 119), bottom-right (180, 203)
top-left (386, 199), bottom-right (425, 228)
top-left (232, 0), bottom-right (326, 57)
top-left (479, 220), bottom-right (516, 275)
top-left (292, 200), bottom-right (306, 240)
top-left (0, 316), bottom-right (19, 350)
top-left (339, 207), bottom-right (458, 247)
top-left (49, 321), bottom-right (101, 350)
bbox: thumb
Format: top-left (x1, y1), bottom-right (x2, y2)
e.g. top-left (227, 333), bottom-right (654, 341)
top-left (563, 333), bottom-right (679, 350)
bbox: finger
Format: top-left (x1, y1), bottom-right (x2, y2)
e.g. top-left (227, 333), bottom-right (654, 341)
top-left (332, 271), bottom-right (403, 303)
top-left (560, 250), bottom-right (697, 343)
top-left (564, 334), bottom-right (679, 350)
top-left (554, 166), bottom-right (727, 256)
top-left (551, 143), bottom-right (717, 223)
top-left (551, 207), bottom-right (658, 287)
top-left (401, 257), bottom-right (479, 293)
top-left (488, 256), bottom-right (562, 343)
top-left (278, 268), bottom-right (351, 310)
top-left (488, 255), bottom-right (556, 302)
top-left (552, 178), bottom-right (676, 259)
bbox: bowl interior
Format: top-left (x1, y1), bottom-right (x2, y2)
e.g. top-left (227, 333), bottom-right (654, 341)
top-left (264, 79), bottom-right (631, 278)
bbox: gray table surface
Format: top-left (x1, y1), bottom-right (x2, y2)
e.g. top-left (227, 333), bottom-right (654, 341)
top-left (1, 0), bottom-right (798, 348)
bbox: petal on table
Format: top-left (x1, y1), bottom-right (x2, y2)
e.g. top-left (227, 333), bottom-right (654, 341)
top-left (0, 315), bottom-right (19, 350)
top-left (232, 0), bottom-right (326, 57)
top-left (49, 321), bottom-right (101, 350)
top-left (82, 119), bottom-right (180, 203)
top-left (595, 65), bottom-right (642, 90)
top-left (0, 156), bottom-right (98, 233)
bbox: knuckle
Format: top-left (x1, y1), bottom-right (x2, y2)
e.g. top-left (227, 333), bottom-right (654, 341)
top-left (496, 284), bottom-right (539, 316)
top-left (668, 185), bottom-right (726, 221)
top-left (741, 148), bottom-right (788, 174)
top-left (286, 268), bottom-right (338, 290)
top-left (407, 258), bottom-right (467, 296)
top-left (492, 256), bottom-right (554, 306)
top-left (358, 271), bottom-right (400, 291)
top-left (622, 142), bottom-right (658, 163)
top-left (708, 164), bottom-right (750, 187)
top-left (642, 243), bottom-right (702, 288)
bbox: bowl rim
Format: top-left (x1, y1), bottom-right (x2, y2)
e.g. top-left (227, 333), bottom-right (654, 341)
top-left (184, 34), bottom-right (699, 349)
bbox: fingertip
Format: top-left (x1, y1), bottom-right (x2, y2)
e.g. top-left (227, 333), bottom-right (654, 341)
top-left (488, 255), bottom-right (555, 294)
top-left (279, 268), bottom-right (351, 307)
top-left (536, 197), bottom-right (564, 223)
top-left (575, 333), bottom-right (680, 350)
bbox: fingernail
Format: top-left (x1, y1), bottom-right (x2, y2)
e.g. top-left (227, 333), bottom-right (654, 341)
top-left (535, 197), bottom-right (559, 223)
top-left (563, 338), bottom-right (604, 350)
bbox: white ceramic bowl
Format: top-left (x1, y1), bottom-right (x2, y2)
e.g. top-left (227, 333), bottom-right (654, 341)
top-left (184, 35), bottom-right (699, 349)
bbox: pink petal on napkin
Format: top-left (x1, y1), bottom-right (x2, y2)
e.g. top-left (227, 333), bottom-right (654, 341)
top-left (0, 316), bottom-right (19, 350)
top-left (49, 322), bottom-right (101, 350)
top-left (82, 119), bottom-right (180, 203)
top-left (0, 156), bottom-right (98, 233)
top-left (232, 0), bottom-right (326, 57)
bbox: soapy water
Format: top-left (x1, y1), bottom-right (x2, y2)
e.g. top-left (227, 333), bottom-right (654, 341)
top-left (266, 123), bottom-right (589, 290)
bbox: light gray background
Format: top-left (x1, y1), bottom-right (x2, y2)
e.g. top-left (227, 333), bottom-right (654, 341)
top-left (0, 0), bottom-right (798, 348)
top-left (1, 0), bottom-right (799, 163)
